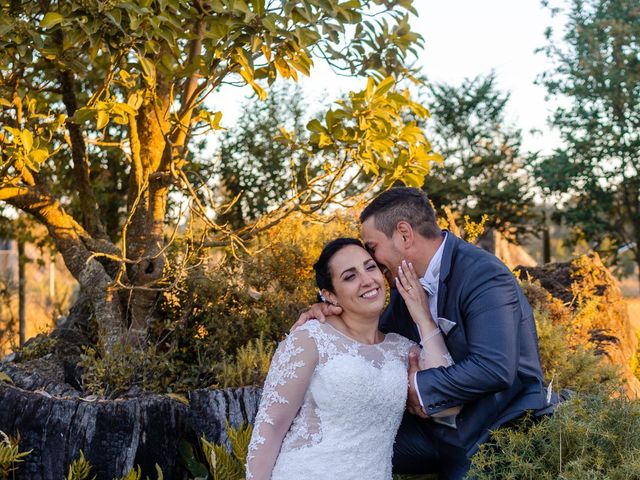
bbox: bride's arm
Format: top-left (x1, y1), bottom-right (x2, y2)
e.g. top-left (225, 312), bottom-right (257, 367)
top-left (395, 260), bottom-right (452, 369)
top-left (396, 261), bottom-right (461, 419)
top-left (246, 328), bottom-right (318, 480)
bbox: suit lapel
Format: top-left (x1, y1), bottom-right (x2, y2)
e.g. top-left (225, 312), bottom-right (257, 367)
top-left (437, 232), bottom-right (457, 327)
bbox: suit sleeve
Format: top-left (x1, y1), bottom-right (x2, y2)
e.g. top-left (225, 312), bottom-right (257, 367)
top-left (415, 261), bottom-right (521, 416)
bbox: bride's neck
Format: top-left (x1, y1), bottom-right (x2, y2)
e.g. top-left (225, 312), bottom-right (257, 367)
top-left (337, 311), bottom-right (381, 344)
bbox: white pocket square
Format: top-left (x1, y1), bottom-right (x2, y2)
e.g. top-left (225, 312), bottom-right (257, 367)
top-left (437, 317), bottom-right (457, 335)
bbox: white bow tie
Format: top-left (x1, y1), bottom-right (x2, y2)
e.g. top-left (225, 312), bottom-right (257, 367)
top-left (420, 277), bottom-right (437, 296)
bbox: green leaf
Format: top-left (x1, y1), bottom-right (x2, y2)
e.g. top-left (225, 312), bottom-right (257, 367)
top-left (29, 148), bottom-right (49, 164)
top-left (40, 12), bottom-right (65, 29)
top-left (374, 76), bottom-right (395, 98)
top-left (21, 130), bottom-right (33, 153)
top-left (0, 372), bottom-right (13, 384)
top-left (178, 440), bottom-right (209, 478)
top-left (261, 15), bottom-right (277, 34)
top-left (306, 119), bottom-right (325, 133)
top-left (96, 111), bottom-right (109, 130)
top-left (73, 108), bottom-right (95, 124)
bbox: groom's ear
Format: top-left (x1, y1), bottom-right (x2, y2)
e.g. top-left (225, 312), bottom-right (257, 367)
top-left (395, 221), bottom-right (414, 247)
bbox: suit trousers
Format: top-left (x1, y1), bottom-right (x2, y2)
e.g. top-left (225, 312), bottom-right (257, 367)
top-left (392, 412), bottom-right (472, 480)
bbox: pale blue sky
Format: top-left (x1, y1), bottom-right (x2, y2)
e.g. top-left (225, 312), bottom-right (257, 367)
top-left (212, 0), bottom-right (563, 153)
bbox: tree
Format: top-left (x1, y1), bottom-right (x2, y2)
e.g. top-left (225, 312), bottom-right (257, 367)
top-left (0, 0), bottom-right (440, 352)
top-left (420, 73), bottom-right (539, 242)
top-left (536, 0), bottom-right (640, 283)
top-left (214, 82), bottom-right (315, 229)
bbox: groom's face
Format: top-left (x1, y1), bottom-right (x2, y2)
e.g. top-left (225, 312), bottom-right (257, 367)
top-left (361, 217), bottom-right (405, 287)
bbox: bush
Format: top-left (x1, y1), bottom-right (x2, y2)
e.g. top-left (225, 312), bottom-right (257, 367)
top-left (80, 213), bottom-right (358, 396)
top-left (221, 336), bottom-right (275, 388)
top-left (521, 281), bottom-right (623, 394)
top-left (469, 394), bottom-right (640, 479)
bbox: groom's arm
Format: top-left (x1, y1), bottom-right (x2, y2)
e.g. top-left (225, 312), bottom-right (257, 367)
top-left (414, 261), bottom-right (522, 416)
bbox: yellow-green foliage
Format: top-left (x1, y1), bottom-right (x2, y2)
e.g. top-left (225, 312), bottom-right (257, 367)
top-left (80, 342), bottom-right (174, 398)
top-left (115, 465), bottom-right (164, 480)
top-left (0, 372), bottom-right (12, 384)
top-left (222, 336), bottom-right (275, 388)
top-left (79, 212), bottom-right (358, 395)
top-left (0, 431), bottom-right (31, 480)
top-left (469, 394), bottom-right (640, 479)
top-left (436, 206), bottom-right (488, 242)
top-left (67, 451), bottom-right (95, 480)
top-left (201, 422), bottom-right (252, 480)
top-left (633, 331), bottom-right (640, 381)
top-left (66, 452), bottom-right (165, 480)
top-left (17, 334), bottom-right (58, 362)
top-left (535, 306), bottom-right (621, 394)
top-left (521, 280), bottom-right (623, 394)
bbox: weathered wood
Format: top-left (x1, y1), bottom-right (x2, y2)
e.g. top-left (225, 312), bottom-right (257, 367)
top-left (0, 362), bottom-right (261, 480)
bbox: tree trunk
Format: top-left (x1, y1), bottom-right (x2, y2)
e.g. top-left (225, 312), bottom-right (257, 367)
top-left (1, 186), bottom-right (124, 352)
top-left (0, 362), bottom-right (261, 480)
top-left (17, 237), bottom-right (26, 346)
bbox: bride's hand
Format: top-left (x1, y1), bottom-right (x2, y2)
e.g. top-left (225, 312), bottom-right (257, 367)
top-left (395, 260), bottom-right (434, 330)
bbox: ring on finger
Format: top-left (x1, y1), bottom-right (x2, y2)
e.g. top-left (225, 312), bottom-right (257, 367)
top-left (406, 286), bottom-right (413, 291)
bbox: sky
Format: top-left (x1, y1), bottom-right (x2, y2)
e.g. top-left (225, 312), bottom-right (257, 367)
top-left (211, 0), bottom-right (564, 154)
top-left (414, 0), bottom-right (560, 152)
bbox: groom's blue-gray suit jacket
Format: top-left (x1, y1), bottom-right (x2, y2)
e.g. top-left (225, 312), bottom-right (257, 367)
top-left (379, 232), bottom-right (549, 456)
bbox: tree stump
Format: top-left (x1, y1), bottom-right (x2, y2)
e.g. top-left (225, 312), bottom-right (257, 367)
top-left (0, 361), bottom-right (261, 479)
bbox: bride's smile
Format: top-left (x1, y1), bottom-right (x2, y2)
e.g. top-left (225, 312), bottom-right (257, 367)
top-left (321, 245), bottom-right (387, 319)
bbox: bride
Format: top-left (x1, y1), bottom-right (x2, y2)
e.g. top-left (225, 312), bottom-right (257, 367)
top-left (245, 237), bottom-right (459, 480)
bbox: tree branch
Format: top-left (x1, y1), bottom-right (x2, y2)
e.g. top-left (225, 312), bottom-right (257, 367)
top-left (58, 68), bottom-right (105, 238)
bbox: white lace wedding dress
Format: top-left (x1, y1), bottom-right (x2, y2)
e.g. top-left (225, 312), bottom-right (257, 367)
top-left (245, 320), bottom-right (416, 480)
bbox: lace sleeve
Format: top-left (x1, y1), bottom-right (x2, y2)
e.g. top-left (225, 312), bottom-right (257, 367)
top-left (246, 328), bottom-right (318, 480)
top-left (414, 328), bottom-right (460, 425)
top-left (417, 326), bottom-right (454, 369)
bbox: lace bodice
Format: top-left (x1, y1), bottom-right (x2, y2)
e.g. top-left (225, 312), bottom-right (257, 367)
top-left (246, 320), bottom-right (415, 480)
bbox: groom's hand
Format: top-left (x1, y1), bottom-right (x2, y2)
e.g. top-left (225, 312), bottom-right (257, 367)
top-left (290, 303), bottom-right (342, 331)
top-left (407, 351), bottom-right (428, 419)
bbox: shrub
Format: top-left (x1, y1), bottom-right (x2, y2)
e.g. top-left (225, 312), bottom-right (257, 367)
top-left (80, 342), bottom-right (179, 398)
top-left (468, 394), bottom-right (640, 479)
top-left (221, 336), bottom-right (275, 389)
top-left (180, 422), bottom-right (252, 480)
top-left (80, 212), bottom-right (357, 396)
top-left (521, 280), bottom-right (623, 394)
top-left (0, 431), bottom-right (30, 480)
top-left (15, 333), bottom-right (58, 362)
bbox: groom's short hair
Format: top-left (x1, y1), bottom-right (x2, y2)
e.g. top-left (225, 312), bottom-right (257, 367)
top-left (360, 187), bottom-right (441, 239)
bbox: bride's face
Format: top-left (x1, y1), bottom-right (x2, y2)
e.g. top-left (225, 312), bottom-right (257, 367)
top-left (324, 245), bottom-right (387, 317)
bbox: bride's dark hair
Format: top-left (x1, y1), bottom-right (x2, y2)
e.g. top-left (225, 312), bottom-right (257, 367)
top-left (313, 237), bottom-right (364, 294)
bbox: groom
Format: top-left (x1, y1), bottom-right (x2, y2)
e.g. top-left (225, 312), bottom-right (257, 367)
top-left (296, 187), bottom-right (554, 480)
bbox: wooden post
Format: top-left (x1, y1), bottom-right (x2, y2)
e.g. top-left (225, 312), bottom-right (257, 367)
top-left (17, 238), bottom-right (26, 346)
top-left (542, 210), bottom-right (551, 264)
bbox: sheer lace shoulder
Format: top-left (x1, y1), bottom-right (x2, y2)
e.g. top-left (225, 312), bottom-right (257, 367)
top-left (246, 326), bottom-right (319, 480)
top-left (384, 332), bottom-right (416, 360)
